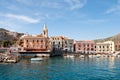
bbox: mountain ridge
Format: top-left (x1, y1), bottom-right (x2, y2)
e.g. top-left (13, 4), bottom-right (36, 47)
top-left (94, 33), bottom-right (120, 43)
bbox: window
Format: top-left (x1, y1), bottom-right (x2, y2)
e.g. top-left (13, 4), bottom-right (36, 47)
top-left (59, 42), bottom-right (60, 45)
top-left (91, 48), bottom-right (94, 50)
top-left (33, 40), bottom-right (34, 43)
top-left (65, 41), bottom-right (67, 44)
top-left (103, 46), bottom-right (104, 48)
top-left (26, 40), bottom-right (28, 43)
top-left (41, 40), bottom-right (43, 43)
top-left (53, 42), bottom-right (55, 45)
top-left (37, 40), bottom-right (39, 43)
top-left (95, 46), bottom-right (96, 48)
top-left (87, 48), bottom-right (89, 51)
top-left (87, 44), bottom-right (89, 47)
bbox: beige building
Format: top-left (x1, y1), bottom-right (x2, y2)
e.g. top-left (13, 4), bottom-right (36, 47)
top-left (19, 24), bottom-right (51, 52)
top-left (95, 41), bottom-right (115, 54)
top-left (50, 36), bottom-right (74, 52)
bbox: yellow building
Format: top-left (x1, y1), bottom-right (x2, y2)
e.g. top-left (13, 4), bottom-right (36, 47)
top-left (19, 24), bottom-right (51, 52)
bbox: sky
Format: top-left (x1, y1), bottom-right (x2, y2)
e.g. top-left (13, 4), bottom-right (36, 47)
top-left (0, 0), bottom-right (120, 40)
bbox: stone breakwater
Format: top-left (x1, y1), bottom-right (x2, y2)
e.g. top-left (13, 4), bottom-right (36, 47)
top-left (0, 53), bottom-right (19, 63)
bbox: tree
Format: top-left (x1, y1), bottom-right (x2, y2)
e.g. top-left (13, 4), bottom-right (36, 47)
top-left (1, 40), bottom-right (11, 47)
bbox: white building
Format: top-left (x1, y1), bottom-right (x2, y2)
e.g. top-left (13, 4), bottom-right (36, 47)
top-left (50, 36), bottom-right (64, 49)
top-left (95, 41), bottom-right (115, 54)
top-left (50, 36), bottom-right (74, 52)
top-left (63, 39), bottom-right (74, 52)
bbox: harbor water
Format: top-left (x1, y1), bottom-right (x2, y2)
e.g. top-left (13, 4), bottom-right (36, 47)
top-left (0, 57), bottom-right (120, 80)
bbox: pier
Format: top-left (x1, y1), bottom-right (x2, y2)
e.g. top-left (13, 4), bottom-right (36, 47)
top-left (19, 51), bottom-right (51, 58)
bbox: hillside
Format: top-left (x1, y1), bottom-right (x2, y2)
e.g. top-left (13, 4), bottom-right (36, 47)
top-left (94, 33), bottom-right (120, 43)
top-left (0, 28), bottom-right (9, 32)
top-left (0, 28), bottom-right (24, 47)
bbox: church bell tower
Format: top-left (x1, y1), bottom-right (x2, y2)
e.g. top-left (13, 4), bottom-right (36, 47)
top-left (43, 24), bottom-right (48, 38)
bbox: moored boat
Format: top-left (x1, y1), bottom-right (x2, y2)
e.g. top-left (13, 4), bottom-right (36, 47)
top-left (31, 58), bottom-right (43, 61)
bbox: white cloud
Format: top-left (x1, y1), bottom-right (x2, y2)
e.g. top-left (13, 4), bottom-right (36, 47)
top-left (105, 0), bottom-right (120, 14)
top-left (2, 13), bottom-right (40, 23)
top-left (64, 0), bottom-right (87, 10)
top-left (0, 20), bottom-right (21, 31)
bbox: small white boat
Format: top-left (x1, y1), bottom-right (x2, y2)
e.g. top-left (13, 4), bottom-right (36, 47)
top-left (79, 55), bottom-right (84, 58)
top-left (31, 58), bottom-right (43, 61)
top-left (96, 54), bottom-right (101, 58)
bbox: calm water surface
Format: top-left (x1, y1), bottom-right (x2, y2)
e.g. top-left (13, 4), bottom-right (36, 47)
top-left (0, 57), bottom-right (120, 80)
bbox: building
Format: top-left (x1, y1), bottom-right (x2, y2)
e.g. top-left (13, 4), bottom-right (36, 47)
top-left (114, 41), bottom-right (120, 51)
top-left (75, 40), bottom-right (95, 54)
top-left (19, 24), bottom-right (51, 52)
top-left (63, 38), bottom-right (74, 52)
top-left (50, 36), bottom-right (64, 49)
top-left (95, 41), bottom-right (115, 54)
top-left (50, 36), bottom-right (74, 52)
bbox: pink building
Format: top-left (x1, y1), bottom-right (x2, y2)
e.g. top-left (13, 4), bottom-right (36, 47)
top-left (75, 40), bottom-right (95, 54)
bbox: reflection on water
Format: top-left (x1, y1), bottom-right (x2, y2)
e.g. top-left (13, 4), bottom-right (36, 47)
top-left (0, 57), bottom-right (120, 80)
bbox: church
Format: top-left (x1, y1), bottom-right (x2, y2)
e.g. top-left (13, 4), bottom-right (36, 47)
top-left (19, 24), bottom-right (51, 52)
